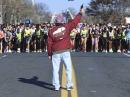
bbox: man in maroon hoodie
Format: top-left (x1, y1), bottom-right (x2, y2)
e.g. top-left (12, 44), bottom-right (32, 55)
top-left (47, 5), bottom-right (85, 91)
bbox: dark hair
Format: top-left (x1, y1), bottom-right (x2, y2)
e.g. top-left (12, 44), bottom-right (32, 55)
top-left (55, 23), bottom-right (64, 26)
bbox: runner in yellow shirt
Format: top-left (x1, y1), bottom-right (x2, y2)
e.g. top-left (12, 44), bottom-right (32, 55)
top-left (81, 25), bottom-right (88, 52)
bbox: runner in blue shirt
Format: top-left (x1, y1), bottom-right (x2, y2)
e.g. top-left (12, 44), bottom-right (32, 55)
top-left (126, 24), bottom-right (130, 53)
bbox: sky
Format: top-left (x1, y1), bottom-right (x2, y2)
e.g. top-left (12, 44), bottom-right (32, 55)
top-left (35, 0), bottom-right (91, 13)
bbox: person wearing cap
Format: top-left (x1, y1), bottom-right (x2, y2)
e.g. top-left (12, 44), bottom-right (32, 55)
top-left (47, 6), bottom-right (85, 91)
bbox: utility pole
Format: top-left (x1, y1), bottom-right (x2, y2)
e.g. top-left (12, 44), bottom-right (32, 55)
top-left (0, 0), bottom-right (3, 24)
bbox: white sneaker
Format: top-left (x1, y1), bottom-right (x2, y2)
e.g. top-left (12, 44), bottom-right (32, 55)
top-left (117, 50), bottom-right (121, 53)
top-left (26, 49), bottom-right (29, 52)
top-left (102, 50), bottom-right (107, 53)
top-left (8, 50), bottom-right (12, 53)
top-left (67, 86), bottom-right (73, 91)
top-left (102, 50), bottom-right (105, 52)
top-left (54, 87), bottom-right (60, 91)
top-left (17, 48), bottom-right (20, 53)
top-left (128, 51), bottom-right (130, 53)
top-left (95, 50), bottom-right (98, 53)
top-left (109, 49), bottom-right (113, 53)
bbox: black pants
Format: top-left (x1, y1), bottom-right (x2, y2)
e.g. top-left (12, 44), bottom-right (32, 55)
top-left (21, 37), bottom-right (29, 52)
top-left (121, 39), bottom-right (127, 51)
top-left (102, 37), bottom-right (107, 51)
top-left (36, 37), bottom-right (41, 51)
top-left (113, 39), bottom-right (121, 52)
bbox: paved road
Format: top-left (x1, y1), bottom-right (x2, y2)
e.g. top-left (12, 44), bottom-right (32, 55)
top-left (0, 52), bottom-right (130, 97)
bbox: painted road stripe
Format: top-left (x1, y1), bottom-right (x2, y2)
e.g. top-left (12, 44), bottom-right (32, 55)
top-left (61, 64), bottom-right (78, 97)
top-left (61, 65), bottom-right (68, 97)
top-left (0, 54), bottom-right (7, 59)
top-left (71, 64), bottom-right (78, 97)
top-left (123, 53), bottom-right (130, 57)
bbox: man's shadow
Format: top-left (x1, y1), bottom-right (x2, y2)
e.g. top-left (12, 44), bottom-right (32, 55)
top-left (18, 76), bottom-right (54, 91)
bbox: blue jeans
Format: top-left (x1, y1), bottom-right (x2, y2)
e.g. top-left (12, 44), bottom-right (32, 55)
top-left (127, 39), bottom-right (130, 51)
top-left (127, 39), bottom-right (130, 44)
top-left (52, 51), bottom-right (73, 88)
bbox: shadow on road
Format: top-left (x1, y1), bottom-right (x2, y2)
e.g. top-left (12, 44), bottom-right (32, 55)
top-left (18, 76), bottom-right (54, 91)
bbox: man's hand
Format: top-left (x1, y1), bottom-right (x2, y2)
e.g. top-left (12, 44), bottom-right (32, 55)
top-left (80, 4), bottom-right (85, 14)
top-left (48, 56), bottom-right (52, 60)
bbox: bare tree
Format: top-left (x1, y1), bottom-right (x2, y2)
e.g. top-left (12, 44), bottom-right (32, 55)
top-left (1, 0), bottom-right (51, 24)
top-left (35, 3), bottom-right (51, 23)
top-left (88, 0), bottom-right (130, 24)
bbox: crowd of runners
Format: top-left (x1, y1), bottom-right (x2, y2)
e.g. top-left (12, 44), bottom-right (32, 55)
top-left (0, 23), bottom-right (130, 53)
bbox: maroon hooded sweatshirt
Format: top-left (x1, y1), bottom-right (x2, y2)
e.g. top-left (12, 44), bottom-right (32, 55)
top-left (47, 13), bottom-right (82, 56)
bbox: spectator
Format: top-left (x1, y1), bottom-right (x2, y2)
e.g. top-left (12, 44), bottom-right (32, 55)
top-left (126, 24), bottom-right (130, 53)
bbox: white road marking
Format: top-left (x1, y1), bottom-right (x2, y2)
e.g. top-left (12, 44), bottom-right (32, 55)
top-left (123, 53), bottom-right (130, 57)
top-left (89, 90), bottom-right (97, 93)
top-left (0, 54), bottom-right (7, 59)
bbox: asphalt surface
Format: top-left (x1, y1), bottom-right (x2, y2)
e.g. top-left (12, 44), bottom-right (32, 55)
top-left (0, 52), bottom-right (130, 97)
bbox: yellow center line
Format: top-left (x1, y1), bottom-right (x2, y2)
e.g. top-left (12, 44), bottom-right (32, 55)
top-left (71, 64), bottom-right (78, 97)
top-left (61, 64), bottom-right (78, 97)
top-left (61, 65), bottom-right (68, 97)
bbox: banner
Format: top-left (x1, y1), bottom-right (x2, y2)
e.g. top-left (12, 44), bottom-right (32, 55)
top-left (125, 17), bottom-right (130, 24)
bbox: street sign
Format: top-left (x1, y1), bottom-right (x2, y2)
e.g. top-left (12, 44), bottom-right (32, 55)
top-left (25, 19), bottom-right (32, 24)
top-left (125, 17), bottom-right (130, 24)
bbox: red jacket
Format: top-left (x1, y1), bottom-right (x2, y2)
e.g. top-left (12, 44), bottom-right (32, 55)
top-left (47, 13), bottom-right (82, 56)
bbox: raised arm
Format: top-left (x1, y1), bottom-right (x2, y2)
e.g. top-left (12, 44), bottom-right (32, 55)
top-left (65, 5), bottom-right (85, 33)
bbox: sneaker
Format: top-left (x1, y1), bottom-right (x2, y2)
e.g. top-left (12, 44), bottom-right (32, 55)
top-left (17, 48), bottom-right (20, 53)
top-left (8, 49), bottom-right (12, 53)
top-left (54, 87), bottom-right (60, 91)
top-left (102, 50), bottom-right (105, 52)
top-left (128, 51), bottom-right (130, 53)
top-left (117, 49), bottom-right (121, 53)
top-left (95, 50), bottom-right (98, 53)
top-left (109, 49), bottom-right (113, 53)
top-left (67, 86), bottom-right (73, 91)
top-left (26, 49), bottom-right (29, 53)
